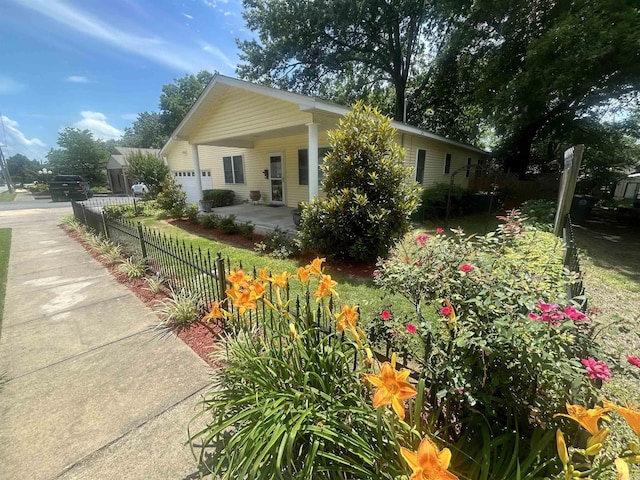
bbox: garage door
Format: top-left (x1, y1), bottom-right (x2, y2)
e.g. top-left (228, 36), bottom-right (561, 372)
top-left (172, 170), bottom-right (213, 204)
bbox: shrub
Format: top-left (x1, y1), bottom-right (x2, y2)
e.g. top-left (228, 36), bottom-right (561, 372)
top-left (219, 214), bottom-right (240, 234)
top-left (254, 226), bottom-right (300, 259)
top-left (199, 213), bottom-right (220, 229)
top-left (155, 174), bottom-right (186, 218)
top-left (414, 183), bottom-right (473, 221)
top-left (124, 150), bottom-right (169, 197)
top-left (202, 189), bottom-right (235, 207)
top-left (185, 203), bottom-right (199, 224)
top-left (519, 199), bottom-right (556, 231)
top-left (298, 101), bottom-right (420, 261)
top-left (373, 211), bottom-right (597, 438)
top-left (237, 221), bottom-right (254, 237)
top-left (117, 257), bottom-right (147, 279)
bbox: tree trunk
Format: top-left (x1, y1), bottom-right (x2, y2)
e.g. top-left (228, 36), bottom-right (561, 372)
top-left (394, 80), bottom-right (406, 122)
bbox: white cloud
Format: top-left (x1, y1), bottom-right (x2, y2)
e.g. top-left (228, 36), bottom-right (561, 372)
top-left (13, 0), bottom-right (236, 73)
top-left (182, 13), bottom-right (193, 19)
top-left (0, 115), bottom-right (47, 160)
top-left (201, 42), bottom-right (235, 69)
top-left (0, 75), bottom-right (25, 94)
top-left (72, 111), bottom-right (123, 141)
top-left (65, 75), bottom-right (89, 83)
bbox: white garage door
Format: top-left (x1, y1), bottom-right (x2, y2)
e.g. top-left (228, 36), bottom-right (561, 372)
top-left (173, 170), bottom-right (213, 204)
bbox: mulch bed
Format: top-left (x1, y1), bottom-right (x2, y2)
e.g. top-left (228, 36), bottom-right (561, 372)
top-left (62, 220), bottom-right (375, 368)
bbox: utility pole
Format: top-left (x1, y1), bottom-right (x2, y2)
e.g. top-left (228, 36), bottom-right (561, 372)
top-left (0, 146), bottom-right (15, 193)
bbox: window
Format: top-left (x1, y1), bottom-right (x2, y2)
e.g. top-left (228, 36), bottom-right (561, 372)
top-left (444, 153), bottom-right (452, 174)
top-left (223, 155), bottom-right (244, 184)
top-left (466, 157), bottom-right (472, 178)
top-left (476, 158), bottom-right (484, 178)
top-left (415, 149), bottom-right (426, 184)
top-left (298, 147), bottom-right (331, 185)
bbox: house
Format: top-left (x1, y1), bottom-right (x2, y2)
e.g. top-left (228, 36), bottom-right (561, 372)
top-left (613, 169), bottom-right (640, 201)
top-left (107, 147), bottom-right (160, 194)
top-left (160, 74), bottom-right (488, 206)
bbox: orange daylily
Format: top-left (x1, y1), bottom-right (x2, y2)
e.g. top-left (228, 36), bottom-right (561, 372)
top-left (271, 272), bottom-right (290, 289)
top-left (250, 280), bottom-right (266, 300)
top-left (400, 436), bottom-right (459, 480)
top-left (226, 288), bottom-right (257, 315)
top-left (335, 304), bottom-right (363, 345)
top-left (296, 266), bottom-right (311, 284)
top-left (227, 269), bottom-right (250, 286)
top-left (202, 300), bottom-right (226, 321)
top-left (314, 274), bottom-right (338, 301)
top-left (257, 267), bottom-right (270, 282)
top-left (364, 353), bottom-right (417, 420)
top-left (603, 399), bottom-right (640, 438)
top-left (554, 403), bottom-right (611, 435)
top-left (307, 257), bottom-right (325, 277)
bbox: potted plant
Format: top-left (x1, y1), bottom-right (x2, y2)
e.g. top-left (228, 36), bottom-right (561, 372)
top-left (200, 189), bottom-right (215, 212)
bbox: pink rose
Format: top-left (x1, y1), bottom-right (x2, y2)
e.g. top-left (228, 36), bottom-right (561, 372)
top-left (460, 264), bottom-right (474, 272)
top-left (372, 270), bottom-right (379, 277)
top-left (536, 300), bottom-right (559, 313)
top-left (415, 234), bottom-right (430, 246)
top-left (581, 357), bottom-right (611, 381)
top-left (564, 305), bottom-right (587, 322)
top-left (627, 355), bottom-right (640, 369)
top-left (440, 307), bottom-right (453, 316)
top-left (405, 324), bottom-right (417, 334)
top-left (380, 310), bottom-right (391, 321)
top-left (436, 228), bottom-right (444, 234)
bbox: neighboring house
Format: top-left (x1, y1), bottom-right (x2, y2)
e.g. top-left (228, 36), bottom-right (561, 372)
top-left (107, 147), bottom-right (160, 194)
top-left (160, 74), bottom-right (488, 206)
top-left (613, 169), bottom-right (640, 200)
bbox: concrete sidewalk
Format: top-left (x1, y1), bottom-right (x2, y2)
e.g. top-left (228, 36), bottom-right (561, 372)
top-left (0, 201), bottom-right (212, 479)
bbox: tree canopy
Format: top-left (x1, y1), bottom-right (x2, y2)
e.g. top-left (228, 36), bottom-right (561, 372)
top-left (124, 150), bottom-right (169, 196)
top-left (159, 70), bottom-right (214, 137)
top-left (237, 0), bottom-right (640, 179)
top-left (238, 0), bottom-right (453, 122)
top-left (5, 153), bottom-right (41, 185)
top-left (46, 128), bottom-right (110, 186)
top-left (121, 112), bottom-right (166, 149)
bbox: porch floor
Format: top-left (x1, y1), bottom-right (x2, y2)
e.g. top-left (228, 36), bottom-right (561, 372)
top-left (209, 203), bottom-right (297, 234)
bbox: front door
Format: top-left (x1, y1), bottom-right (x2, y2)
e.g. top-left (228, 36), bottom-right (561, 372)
top-left (269, 154), bottom-right (284, 204)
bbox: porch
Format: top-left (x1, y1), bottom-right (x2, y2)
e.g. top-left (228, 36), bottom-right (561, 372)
top-left (210, 203), bottom-right (297, 234)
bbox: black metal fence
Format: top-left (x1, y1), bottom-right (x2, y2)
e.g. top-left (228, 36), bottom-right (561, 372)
top-left (72, 201), bottom-right (227, 312)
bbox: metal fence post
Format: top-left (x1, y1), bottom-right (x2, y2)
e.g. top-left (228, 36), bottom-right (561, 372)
top-left (80, 203), bottom-right (88, 225)
top-left (216, 253), bottom-right (227, 300)
top-left (101, 211), bottom-right (109, 239)
top-left (136, 221), bottom-right (147, 260)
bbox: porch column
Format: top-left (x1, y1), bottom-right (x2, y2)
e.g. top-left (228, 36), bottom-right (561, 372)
top-left (307, 122), bottom-right (319, 201)
top-left (191, 144), bottom-right (203, 203)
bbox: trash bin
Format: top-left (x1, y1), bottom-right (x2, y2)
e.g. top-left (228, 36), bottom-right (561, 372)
top-left (569, 195), bottom-right (598, 224)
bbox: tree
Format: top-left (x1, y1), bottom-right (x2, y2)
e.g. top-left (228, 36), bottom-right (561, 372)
top-left (237, 0), bottom-right (453, 122)
top-left (448, 0), bottom-right (640, 175)
top-left (5, 154), bottom-right (41, 185)
top-left (121, 112), bottom-right (166, 149)
top-left (124, 150), bottom-right (169, 196)
top-left (159, 71), bottom-right (214, 137)
top-left (298, 102), bottom-right (420, 261)
top-left (46, 128), bottom-right (110, 186)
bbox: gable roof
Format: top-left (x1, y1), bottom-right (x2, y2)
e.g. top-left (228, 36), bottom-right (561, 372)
top-left (161, 74), bottom-right (487, 156)
top-left (108, 147), bottom-right (160, 169)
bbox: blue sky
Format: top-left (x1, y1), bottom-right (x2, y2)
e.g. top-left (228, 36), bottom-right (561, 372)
top-left (0, 0), bottom-right (249, 162)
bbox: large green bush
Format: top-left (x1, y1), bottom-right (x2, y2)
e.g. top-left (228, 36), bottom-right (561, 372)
top-left (372, 212), bottom-right (597, 439)
top-left (202, 189), bottom-right (235, 206)
top-left (298, 101), bottom-right (420, 261)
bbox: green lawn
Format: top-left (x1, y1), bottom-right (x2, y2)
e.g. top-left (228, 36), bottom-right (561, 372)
top-left (0, 228), bottom-right (11, 335)
top-left (0, 191), bottom-right (16, 202)
top-left (135, 217), bottom-right (415, 321)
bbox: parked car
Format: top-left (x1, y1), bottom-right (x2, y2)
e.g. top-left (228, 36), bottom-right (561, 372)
top-left (131, 182), bottom-right (148, 197)
top-left (48, 175), bottom-right (91, 202)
